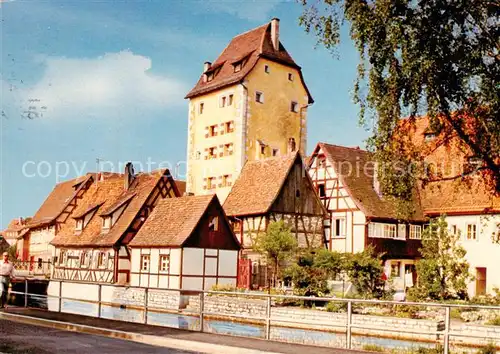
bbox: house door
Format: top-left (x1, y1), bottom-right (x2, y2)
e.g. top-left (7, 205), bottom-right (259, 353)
top-left (476, 267), bottom-right (487, 296)
top-left (237, 258), bottom-right (251, 289)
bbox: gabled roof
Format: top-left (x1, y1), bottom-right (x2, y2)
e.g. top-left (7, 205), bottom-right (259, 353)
top-left (185, 20), bottom-right (313, 103)
top-left (27, 174), bottom-right (94, 229)
top-left (174, 180), bottom-right (186, 196)
top-left (310, 142), bottom-right (425, 221)
top-left (130, 194), bottom-right (237, 247)
top-left (51, 169), bottom-right (178, 247)
top-left (223, 153), bottom-right (300, 216)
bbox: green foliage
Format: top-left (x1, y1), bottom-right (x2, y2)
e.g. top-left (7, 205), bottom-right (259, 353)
top-left (363, 344), bottom-right (386, 352)
top-left (7, 245), bottom-right (17, 260)
top-left (392, 304), bottom-right (419, 319)
top-left (477, 343), bottom-right (497, 354)
top-left (299, 0), bottom-right (500, 200)
top-left (210, 284), bottom-right (245, 293)
top-left (409, 216), bottom-right (472, 301)
top-left (469, 288), bottom-right (500, 306)
top-left (486, 317), bottom-right (500, 326)
top-left (325, 301), bottom-right (347, 313)
top-left (284, 250), bottom-right (330, 298)
top-left (344, 246), bottom-right (386, 298)
top-left (254, 220), bottom-right (298, 286)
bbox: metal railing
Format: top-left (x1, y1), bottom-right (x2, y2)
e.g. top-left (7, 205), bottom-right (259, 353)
top-left (13, 260), bottom-right (52, 278)
top-left (7, 281), bottom-right (500, 354)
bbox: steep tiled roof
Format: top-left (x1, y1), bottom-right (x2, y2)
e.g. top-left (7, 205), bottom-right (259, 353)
top-left (314, 143), bottom-right (425, 221)
top-left (130, 194), bottom-right (217, 247)
top-left (51, 170), bottom-right (175, 247)
top-left (174, 180), bottom-right (186, 196)
top-left (27, 175), bottom-right (93, 229)
top-left (223, 153), bottom-right (299, 216)
top-left (185, 20), bottom-right (313, 103)
top-left (400, 116), bottom-right (500, 215)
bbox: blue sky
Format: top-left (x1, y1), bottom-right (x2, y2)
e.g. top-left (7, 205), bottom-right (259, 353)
top-left (0, 0), bottom-right (369, 228)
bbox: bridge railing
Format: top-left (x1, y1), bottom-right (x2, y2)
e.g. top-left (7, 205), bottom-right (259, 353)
top-left (12, 260), bottom-right (52, 278)
top-left (7, 281), bottom-right (500, 354)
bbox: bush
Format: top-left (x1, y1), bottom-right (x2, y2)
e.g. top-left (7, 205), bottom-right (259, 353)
top-left (392, 304), bottom-right (418, 319)
top-left (477, 343), bottom-right (497, 354)
top-left (210, 284), bottom-right (245, 294)
top-left (486, 316), bottom-right (500, 326)
top-left (325, 301), bottom-right (347, 313)
top-left (363, 344), bottom-right (385, 352)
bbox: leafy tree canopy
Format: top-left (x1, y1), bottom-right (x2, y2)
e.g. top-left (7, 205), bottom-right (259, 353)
top-left (299, 0), bottom-right (500, 203)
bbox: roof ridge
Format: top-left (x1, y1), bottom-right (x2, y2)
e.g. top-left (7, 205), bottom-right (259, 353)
top-left (320, 142), bottom-right (368, 153)
top-left (232, 22), bottom-right (269, 39)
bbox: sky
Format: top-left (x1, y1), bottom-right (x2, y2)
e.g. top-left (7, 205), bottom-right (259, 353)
top-left (0, 0), bottom-right (369, 229)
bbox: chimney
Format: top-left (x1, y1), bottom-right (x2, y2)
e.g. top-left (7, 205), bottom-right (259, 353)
top-left (124, 162), bottom-right (135, 190)
top-left (18, 217), bottom-right (23, 225)
top-left (287, 137), bottom-right (296, 153)
top-left (203, 61), bottom-right (211, 72)
top-left (271, 18), bottom-right (280, 51)
top-left (373, 162), bottom-right (382, 198)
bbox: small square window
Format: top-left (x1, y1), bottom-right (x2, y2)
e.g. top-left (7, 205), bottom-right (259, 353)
top-left (208, 147), bottom-right (217, 159)
top-left (260, 145), bottom-right (266, 155)
top-left (391, 262), bottom-right (401, 278)
top-left (288, 73), bottom-right (294, 81)
top-left (467, 224), bottom-right (477, 240)
top-left (291, 101), bottom-right (298, 113)
top-left (222, 174), bottom-right (231, 187)
top-left (220, 96), bottom-right (227, 108)
top-left (75, 219), bottom-right (83, 231)
top-left (208, 125), bottom-right (217, 137)
top-left (228, 94), bottom-right (234, 106)
top-left (207, 177), bottom-right (216, 190)
top-left (207, 72), bottom-right (214, 82)
top-left (224, 143), bottom-right (232, 156)
top-left (264, 65), bottom-right (270, 74)
top-left (224, 121), bottom-right (234, 133)
top-left (272, 148), bottom-right (279, 157)
top-left (199, 103), bottom-right (204, 114)
top-left (97, 252), bottom-right (107, 268)
top-left (209, 216), bottom-right (219, 231)
top-left (255, 91), bottom-right (264, 103)
top-left (234, 63), bottom-right (242, 72)
top-left (159, 255), bottom-right (170, 272)
top-left (140, 254), bottom-right (150, 271)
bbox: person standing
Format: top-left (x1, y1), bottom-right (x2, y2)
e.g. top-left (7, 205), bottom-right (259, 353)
top-left (0, 252), bottom-right (15, 308)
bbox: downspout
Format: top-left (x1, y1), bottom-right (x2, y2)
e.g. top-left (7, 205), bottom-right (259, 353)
top-left (113, 245), bottom-right (119, 283)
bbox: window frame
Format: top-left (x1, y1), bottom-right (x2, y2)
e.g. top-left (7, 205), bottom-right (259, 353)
top-left (255, 91), bottom-right (264, 103)
top-left (409, 225), bottom-right (422, 240)
top-left (288, 72), bottom-right (294, 81)
top-left (318, 184), bottom-right (326, 198)
top-left (466, 224), bottom-right (477, 240)
top-left (140, 254), bottom-right (150, 272)
top-left (159, 255), bottom-right (170, 273)
top-left (264, 65), bottom-right (270, 74)
top-left (290, 101), bottom-right (299, 113)
top-left (209, 216), bottom-right (219, 231)
top-left (199, 102), bottom-right (204, 114)
top-left (332, 218), bottom-right (346, 238)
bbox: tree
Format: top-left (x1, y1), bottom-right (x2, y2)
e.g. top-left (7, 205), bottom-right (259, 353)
top-left (254, 220), bottom-right (298, 287)
top-left (299, 0), bottom-right (500, 202)
top-left (284, 250), bottom-right (330, 298)
top-left (409, 216), bottom-right (472, 300)
top-left (344, 246), bottom-right (387, 298)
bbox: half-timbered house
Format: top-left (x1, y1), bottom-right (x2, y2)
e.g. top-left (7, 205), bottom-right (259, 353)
top-left (129, 194), bottom-right (240, 291)
top-left (307, 142), bottom-right (426, 290)
top-left (19, 175), bottom-right (94, 262)
top-left (223, 152), bottom-right (327, 286)
top-left (50, 164), bottom-right (180, 284)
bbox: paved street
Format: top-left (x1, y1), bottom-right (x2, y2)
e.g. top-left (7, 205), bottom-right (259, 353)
top-left (0, 320), bottom-right (196, 354)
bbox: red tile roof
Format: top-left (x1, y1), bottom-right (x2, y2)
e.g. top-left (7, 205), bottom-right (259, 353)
top-left (312, 142), bottom-right (425, 221)
top-left (174, 180), bottom-right (186, 196)
top-left (27, 175), bottom-right (94, 229)
top-left (51, 170), bottom-right (177, 247)
top-left (223, 153), bottom-right (300, 216)
top-left (185, 20), bottom-right (313, 103)
top-left (130, 194), bottom-right (231, 247)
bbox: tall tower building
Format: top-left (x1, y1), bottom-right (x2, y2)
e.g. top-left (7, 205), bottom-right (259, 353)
top-left (185, 18), bottom-right (313, 201)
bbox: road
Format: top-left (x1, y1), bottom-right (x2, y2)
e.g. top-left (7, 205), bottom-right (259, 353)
top-left (0, 320), bottom-right (196, 354)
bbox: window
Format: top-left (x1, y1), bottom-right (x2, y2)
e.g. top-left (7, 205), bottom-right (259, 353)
top-left (391, 262), bottom-right (401, 277)
top-left (207, 177), bottom-right (216, 190)
top-left (102, 216), bottom-right (111, 229)
top-left (264, 65), bottom-right (270, 73)
top-left (424, 133), bottom-right (436, 142)
top-left (208, 147), bottom-right (217, 159)
top-left (220, 96), bottom-right (227, 108)
top-left (223, 143), bottom-right (233, 156)
top-left (75, 219), bottom-right (83, 231)
top-left (368, 223), bottom-right (398, 239)
top-left (140, 254), bottom-right (150, 271)
top-left (255, 91), bottom-right (264, 103)
top-left (224, 121), bottom-right (234, 133)
top-left (199, 103), bottom-right (204, 114)
top-left (196, 151), bottom-right (201, 160)
top-left (97, 252), bottom-right (107, 268)
top-left (288, 73), bottom-right (294, 81)
top-left (318, 184), bottom-right (326, 198)
top-left (208, 125), bottom-right (217, 137)
top-left (450, 225), bottom-right (458, 235)
top-left (228, 94), bottom-right (234, 106)
top-left (493, 224), bottom-right (500, 243)
top-left (260, 144), bottom-right (266, 156)
top-left (397, 224), bottom-right (407, 240)
top-left (222, 174), bottom-right (231, 187)
top-left (290, 101), bottom-right (298, 113)
top-left (272, 148), bottom-right (279, 157)
top-left (318, 155), bottom-right (326, 167)
top-left (79, 251), bottom-right (90, 268)
top-left (333, 218), bottom-right (345, 237)
top-left (159, 255), bottom-right (170, 272)
top-left (207, 72), bottom-right (214, 82)
top-left (409, 225), bottom-right (422, 240)
top-left (234, 62), bottom-right (242, 72)
top-left (467, 224), bottom-right (477, 240)
top-left (209, 216), bottom-right (219, 231)
top-left (59, 250), bottom-right (67, 265)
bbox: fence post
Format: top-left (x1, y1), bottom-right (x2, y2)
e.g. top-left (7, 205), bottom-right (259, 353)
top-left (24, 279), bottom-right (28, 308)
top-left (199, 292), bottom-right (204, 332)
top-left (144, 288), bottom-right (149, 325)
top-left (58, 281), bottom-right (62, 312)
top-left (346, 301), bottom-right (352, 349)
top-left (444, 306), bottom-right (450, 354)
top-left (97, 284), bottom-right (102, 318)
top-left (265, 295), bottom-right (271, 340)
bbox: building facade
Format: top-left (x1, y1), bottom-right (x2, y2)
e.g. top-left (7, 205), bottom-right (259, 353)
top-left (185, 18), bottom-right (313, 202)
top-left (307, 143), bottom-right (426, 291)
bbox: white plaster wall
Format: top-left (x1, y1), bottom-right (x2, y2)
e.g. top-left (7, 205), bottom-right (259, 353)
top-left (61, 282), bottom-right (99, 302)
top-left (170, 249), bottom-right (182, 275)
top-left (444, 214), bottom-right (500, 296)
top-left (182, 248), bottom-right (204, 275)
top-left (29, 227), bottom-right (56, 260)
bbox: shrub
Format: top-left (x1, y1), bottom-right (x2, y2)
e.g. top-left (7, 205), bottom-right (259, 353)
top-left (325, 301), bottom-right (347, 313)
top-left (477, 343), bottom-right (497, 354)
top-left (486, 316), bottom-right (500, 326)
top-left (392, 304), bottom-right (418, 319)
top-left (363, 344), bottom-right (385, 352)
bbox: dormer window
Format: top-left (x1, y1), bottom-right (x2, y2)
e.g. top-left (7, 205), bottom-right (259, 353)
top-left (424, 133), bottom-right (436, 142)
top-left (207, 72), bottom-right (214, 82)
top-left (75, 219), bottom-right (83, 231)
top-left (234, 62), bottom-right (242, 72)
top-left (102, 216), bottom-right (111, 229)
top-left (291, 101), bottom-right (298, 113)
top-left (288, 73), bottom-right (294, 81)
top-left (255, 91), bottom-right (264, 103)
top-left (73, 204), bottom-right (101, 233)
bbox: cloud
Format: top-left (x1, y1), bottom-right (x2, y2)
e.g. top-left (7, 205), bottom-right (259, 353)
top-left (2, 51), bottom-right (187, 121)
top-left (203, 0), bottom-right (285, 22)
